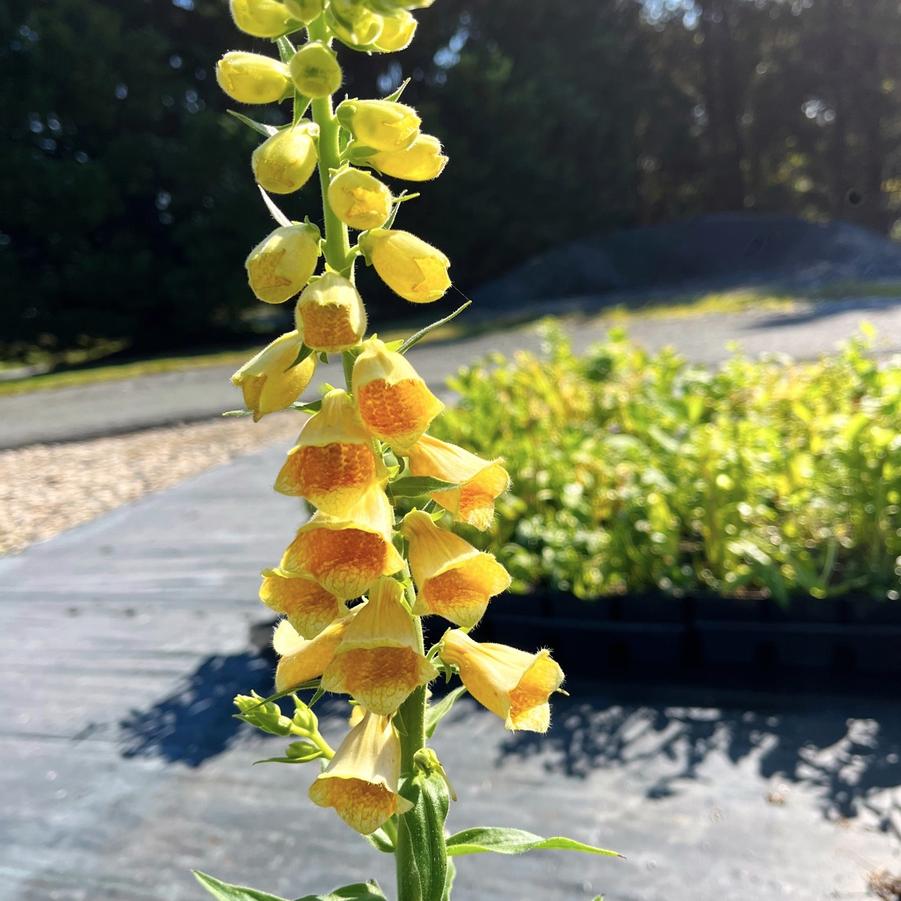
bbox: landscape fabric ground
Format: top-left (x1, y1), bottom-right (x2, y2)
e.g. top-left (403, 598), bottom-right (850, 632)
top-left (1, 442), bottom-right (899, 901)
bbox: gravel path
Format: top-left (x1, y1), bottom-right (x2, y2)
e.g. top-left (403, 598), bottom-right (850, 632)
top-left (0, 415), bottom-right (298, 555)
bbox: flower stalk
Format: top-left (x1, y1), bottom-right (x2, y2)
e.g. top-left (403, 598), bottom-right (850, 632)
top-left (200, 4), bottom-right (619, 899)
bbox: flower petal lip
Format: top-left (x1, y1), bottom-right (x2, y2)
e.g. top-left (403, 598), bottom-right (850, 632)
top-left (320, 578), bottom-right (437, 713)
top-left (259, 567), bottom-right (347, 638)
top-left (359, 228), bottom-right (451, 303)
top-left (352, 337), bottom-right (443, 450)
top-left (229, 0), bottom-right (291, 38)
top-left (245, 223), bottom-right (320, 304)
top-left (327, 167), bottom-right (393, 232)
top-left (230, 330), bottom-right (316, 421)
top-left (216, 51), bottom-right (291, 105)
top-left (407, 433), bottom-right (509, 530)
top-left (367, 133), bottom-right (448, 182)
top-left (295, 272), bottom-right (368, 353)
top-left (275, 391), bottom-right (387, 517)
top-left (273, 614), bottom-right (355, 693)
top-left (439, 629), bottom-right (564, 733)
top-left (279, 486), bottom-right (403, 600)
top-left (251, 123), bottom-right (319, 195)
top-left (308, 711), bottom-right (412, 834)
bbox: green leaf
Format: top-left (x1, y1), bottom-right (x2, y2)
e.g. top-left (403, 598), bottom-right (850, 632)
top-left (383, 77), bottom-right (411, 102)
top-left (258, 186), bottom-right (293, 228)
top-left (276, 35), bottom-right (296, 63)
top-left (253, 740), bottom-right (324, 765)
top-left (399, 300), bottom-right (472, 354)
top-left (389, 476), bottom-right (458, 498)
top-left (226, 109), bottom-right (280, 138)
top-left (445, 828), bottom-right (621, 859)
top-left (398, 773), bottom-right (449, 901)
top-left (294, 882), bottom-right (388, 901)
top-left (425, 685), bottom-right (467, 738)
top-left (193, 873), bottom-right (388, 901)
top-left (284, 343), bottom-right (314, 372)
top-left (364, 827), bottom-right (395, 854)
top-left (193, 871), bottom-right (288, 901)
top-left (291, 399), bottom-right (322, 414)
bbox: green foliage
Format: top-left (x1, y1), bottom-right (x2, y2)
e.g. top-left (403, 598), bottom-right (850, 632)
top-left (444, 827), bottom-right (620, 858)
top-left (435, 322), bottom-right (901, 603)
top-left (193, 872), bottom-right (387, 901)
top-left (397, 772), bottom-right (450, 901)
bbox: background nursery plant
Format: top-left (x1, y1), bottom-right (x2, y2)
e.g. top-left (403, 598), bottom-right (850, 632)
top-left (195, 2), bottom-right (619, 899)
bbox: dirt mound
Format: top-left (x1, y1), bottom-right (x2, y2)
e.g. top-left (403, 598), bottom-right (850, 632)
top-left (476, 214), bottom-right (901, 310)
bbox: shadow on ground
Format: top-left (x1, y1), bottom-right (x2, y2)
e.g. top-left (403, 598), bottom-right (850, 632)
top-left (745, 295), bottom-right (901, 330)
top-left (499, 688), bottom-right (901, 837)
top-left (119, 650), bottom-right (273, 767)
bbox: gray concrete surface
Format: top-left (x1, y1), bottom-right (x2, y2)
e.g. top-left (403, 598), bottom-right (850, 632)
top-left (2, 296), bottom-right (900, 449)
top-left (1, 443), bottom-right (899, 900)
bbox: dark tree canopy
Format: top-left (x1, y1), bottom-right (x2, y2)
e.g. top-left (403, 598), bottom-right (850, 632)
top-left (2, 0), bottom-right (901, 356)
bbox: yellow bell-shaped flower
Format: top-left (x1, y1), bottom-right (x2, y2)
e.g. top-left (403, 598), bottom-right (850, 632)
top-left (275, 388), bottom-right (386, 515)
top-left (336, 99), bottom-right (420, 152)
top-left (439, 629), bottom-right (564, 733)
top-left (229, 0), bottom-right (291, 38)
top-left (373, 9), bottom-right (417, 51)
top-left (326, 0), bottom-right (384, 48)
top-left (252, 122), bottom-right (319, 195)
top-left (294, 272), bottom-right (367, 353)
top-left (327, 167), bottom-right (393, 232)
top-left (216, 52), bottom-right (291, 105)
top-left (260, 568), bottom-right (347, 639)
top-left (280, 485), bottom-right (403, 600)
top-left (288, 41), bottom-right (343, 99)
top-left (407, 434), bottom-right (509, 530)
top-left (322, 577), bottom-right (437, 714)
top-left (245, 223), bottom-right (320, 305)
top-left (352, 338), bottom-right (443, 451)
top-left (284, 0), bottom-right (322, 24)
top-left (401, 510), bottom-right (510, 628)
top-left (359, 228), bottom-right (450, 303)
top-left (231, 330), bottom-right (315, 422)
top-left (309, 710), bottom-right (413, 834)
top-left (273, 615), bottom-right (354, 692)
top-left (366, 134), bottom-right (447, 182)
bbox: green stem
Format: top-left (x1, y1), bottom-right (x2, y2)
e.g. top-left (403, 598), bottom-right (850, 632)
top-left (394, 617), bottom-right (427, 901)
top-left (307, 17), bottom-right (352, 277)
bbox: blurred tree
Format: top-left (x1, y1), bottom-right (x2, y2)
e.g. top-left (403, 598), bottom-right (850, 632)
top-left (2, 0), bottom-right (901, 358)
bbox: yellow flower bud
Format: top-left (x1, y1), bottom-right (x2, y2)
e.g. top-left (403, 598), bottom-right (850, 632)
top-left (216, 52), bottom-right (291, 105)
top-left (373, 9), bottom-right (417, 51)
top-left (407, 434), bottom-right (510, 530)
top-left (321, 578), bottom-right (437, 714)
top-left (401, 510), bottom-right (510, 628)
top-left (251, 123), bottom-right (319, 195)
top-left (294, 272), bottom-right (367, 353)
top-left (288, 41), bottom-right (342, 99)
top-left (359, 228), bottom-right (450, 303)
top-left (274, 388), bottom-right (386, 515)
top-left (366, 134), bottom-right (447, 182)
top-left (439, 630), bottom-right (565, 733)
top-left (352, 337), bottom-right (443, 450)
top-left (326, 0), bottom-right (384, 47)
top-left (327, 167), bottom-right (393, 231)
top-left (231, 330), bottom-right (316, 421)
top-left (284, 0), bottom-right (323, 24)
top-left (245, 223), bottom-right (321, 304)
top-left (229, 0), bottom-right (291, 38)
top-left (280, 485), bottom-right (403, 600)
top-left (273, 615), bottom-right (354, 692)
top-left (260, 568), bottom-right (347, 639)
top-left (309, 710), bottom-right (413, 834)
top-left (336, 99), bottom-right (421, 152)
